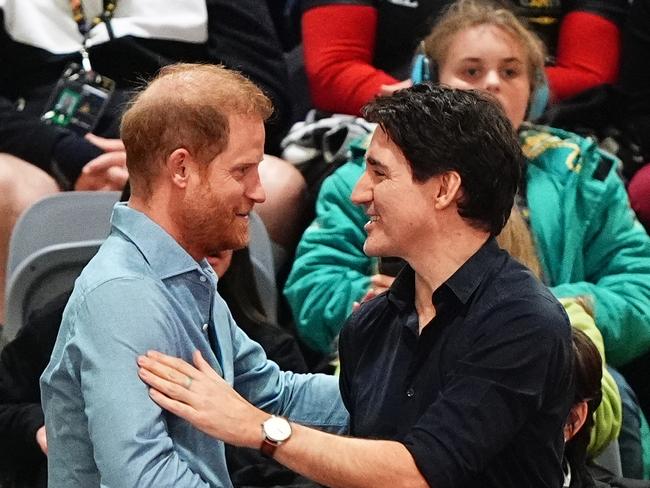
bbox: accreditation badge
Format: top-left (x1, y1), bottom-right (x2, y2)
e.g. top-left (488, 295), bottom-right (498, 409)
top-left (41, 62), bottom-right (115, 135)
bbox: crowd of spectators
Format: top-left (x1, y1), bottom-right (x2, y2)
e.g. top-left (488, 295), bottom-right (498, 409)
top-left (1, 0), bottom-right (650, 486)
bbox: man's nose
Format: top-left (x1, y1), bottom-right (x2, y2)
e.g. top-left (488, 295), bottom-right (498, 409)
top-left (351, 171), bottom-right (371, 205)
top-left (247, 173), bottom-right (266, 204)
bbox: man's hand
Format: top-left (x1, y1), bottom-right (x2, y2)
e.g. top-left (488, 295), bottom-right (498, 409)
top-left (138, 353), bottom-right (428, 488)
top-left (85, 133), bottom-right (125, 152)
top-left (137, 350), bottom-right (266, 449)
top-left (75, 152), bottom-right (128, 190)
top-left (353, 273), bottom-right (396, 311)
top-left (36, 425), bottom-right (48, 455)
top-left (75, 134), bottom-right (129, 191)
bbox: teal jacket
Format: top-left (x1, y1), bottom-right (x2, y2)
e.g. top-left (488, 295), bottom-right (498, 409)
top-left (521, 126), bottom-right (650, 367)
top-left (285, 127), bottom-right (650, 366)
top-left (284, 142), bottom-right (374, 354)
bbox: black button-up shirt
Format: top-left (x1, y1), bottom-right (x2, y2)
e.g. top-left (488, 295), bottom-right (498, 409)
top-left (339, 239), bottom-right (573, 488)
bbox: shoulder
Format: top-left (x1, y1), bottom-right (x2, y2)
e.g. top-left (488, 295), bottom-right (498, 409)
top-left (521, 124), bottom-right (618, 182)
top-left (302, 0), bottom-right (376, 14)
top-left (484, 254), bottom-right (571, 342)
top-left (340, 291), bottom-right (391, 343)
top-left (565, 0), bottom-right (629, 26)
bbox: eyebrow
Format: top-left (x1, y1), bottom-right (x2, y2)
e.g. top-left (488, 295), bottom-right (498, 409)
top-left (460, 57), bottom-right (524, 64)
top-left (366, 155), bottom-right (388, 170)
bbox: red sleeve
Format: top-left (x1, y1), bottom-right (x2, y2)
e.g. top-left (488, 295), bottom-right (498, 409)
top-left (302, 4), bottom-right (399, 115)
top-left (545, 10), bottom-right (621, 101)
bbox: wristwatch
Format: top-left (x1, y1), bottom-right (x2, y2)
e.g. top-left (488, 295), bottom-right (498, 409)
top-left (260, 415), bottom-right (292, 457)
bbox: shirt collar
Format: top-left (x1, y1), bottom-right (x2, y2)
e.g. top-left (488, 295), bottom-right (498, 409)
top-left (388, 237), bottom-right (501, 310)
top-left (110, 202), bottom-right (209, 280)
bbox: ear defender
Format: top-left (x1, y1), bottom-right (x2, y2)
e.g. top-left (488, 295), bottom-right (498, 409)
top-left (410, 41), bottom-right (437, 85)
top-left (410, 53), bottom-right (433, 85)
top-left (526, 69), bottom-right (549, 121)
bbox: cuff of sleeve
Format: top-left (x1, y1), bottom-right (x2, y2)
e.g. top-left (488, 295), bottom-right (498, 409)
top-left (51, 133), bottom-right (103, 189)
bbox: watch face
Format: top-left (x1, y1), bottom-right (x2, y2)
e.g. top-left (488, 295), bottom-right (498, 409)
top-left (264, 416), bottom-right (292, 442)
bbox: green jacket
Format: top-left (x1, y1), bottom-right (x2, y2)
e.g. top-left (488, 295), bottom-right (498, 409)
top-left (284, 141), bottom-right (373, 354)
top-left (285, 127), bottom-right (650, 367)
top-left (522, 126), bottom-right (650, 367)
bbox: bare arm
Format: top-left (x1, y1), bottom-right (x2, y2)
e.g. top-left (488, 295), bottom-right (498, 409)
top-left (138, 350), bottom-right (429, 488)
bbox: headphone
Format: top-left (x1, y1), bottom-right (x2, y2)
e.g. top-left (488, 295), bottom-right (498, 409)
top-left (409, 51), bottom-right (549, 121)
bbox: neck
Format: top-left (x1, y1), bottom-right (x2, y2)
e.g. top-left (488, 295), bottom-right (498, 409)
top-left (408, 223), bottom-right (489, 332)
top-left (129, 191), bottom-right (204, 262)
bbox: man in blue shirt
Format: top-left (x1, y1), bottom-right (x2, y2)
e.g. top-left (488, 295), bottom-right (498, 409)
top-left (137, 84), bottom-right (574, 487)
top-left (40, 63), bottom-right (347, 488)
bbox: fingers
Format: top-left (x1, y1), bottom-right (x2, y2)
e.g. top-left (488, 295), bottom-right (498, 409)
top-left (83, 151), bottom-right (127, 174)
top-left (147, 386), bottom-right (199, 422)
top-left (378, 79), bottom-right (413, 96)
top-left (137, 358), bottom-right (193, 401)
top-left (103, 165), bottom-right (129, 189)
top-left (371, 273), bottom-right (395, 289)
top-left (85, 133), bottom-right (125, 152)
top-left (141, 350), bottom-right (201, 381)
top-left (74, 166), bottom-right (128, 191)
top-left (36, 425), bottom-right (48, 455)
top-left (192, 350), bottom-right (224, 383)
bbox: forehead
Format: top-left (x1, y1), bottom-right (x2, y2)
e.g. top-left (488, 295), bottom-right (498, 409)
top-left (446, 24), bottom-right (526, 62)
top-left (214, 114), bottom-right (265, 165)
top-left (367, 127), bottom-right (411, 171)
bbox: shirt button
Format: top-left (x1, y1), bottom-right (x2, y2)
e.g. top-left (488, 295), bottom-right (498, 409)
top-left (406, 388), bottom-right (415, 398)
top-left (202, 323), bottom-right (209, 332)
top-left (199, 275), bottom-right (207, 283)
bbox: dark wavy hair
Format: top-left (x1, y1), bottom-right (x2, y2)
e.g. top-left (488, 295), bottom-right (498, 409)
top-left (362, 83), bottom-right (523, 236)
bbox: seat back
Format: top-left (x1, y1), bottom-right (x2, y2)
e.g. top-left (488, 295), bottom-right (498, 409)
top-left (248, 212), bottom-right (278, 322)
top-left (2, 191), bottom-right (120, 346)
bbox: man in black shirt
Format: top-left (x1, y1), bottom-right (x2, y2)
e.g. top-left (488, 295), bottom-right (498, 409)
top-left (137, 84), bottom-right (574, 488)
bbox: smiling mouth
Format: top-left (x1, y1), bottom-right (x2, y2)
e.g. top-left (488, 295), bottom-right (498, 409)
top-left (364, 215), bottom-right (380, 231)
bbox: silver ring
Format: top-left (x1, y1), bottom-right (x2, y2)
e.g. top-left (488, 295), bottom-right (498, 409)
top-left (184, 376), bottom-right (193, 390)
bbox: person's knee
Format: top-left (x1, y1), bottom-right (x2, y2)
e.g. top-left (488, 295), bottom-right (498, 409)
top-left (0, 154), bottom-right (59, 214)
top-left (256, 155), bottom-right (308, 248)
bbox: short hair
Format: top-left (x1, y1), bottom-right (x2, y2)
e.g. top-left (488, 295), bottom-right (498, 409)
top-left (423, 0), bottom-right (546, 94)
top-left (120, 63), bottom-right (273, 197)
top-left (362, 83), bottom-right (523, 236)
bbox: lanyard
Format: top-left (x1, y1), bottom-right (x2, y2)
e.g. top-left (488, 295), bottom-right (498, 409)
top-left (69, 0), bottom-right (118, 71)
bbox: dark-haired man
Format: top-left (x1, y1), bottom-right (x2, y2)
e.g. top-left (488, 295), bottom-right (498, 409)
top-left (137, 84), bottom-right (574, 487)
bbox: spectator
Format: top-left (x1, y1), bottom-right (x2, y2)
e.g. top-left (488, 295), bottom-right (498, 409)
top-left (300, 0), bottom-right (627, 115)
top-left (286, 0), bottom-right (650, 370)
top-left (567, 328), bottom-right (650, 487)
top-left (620, 0), bottom-right (650, 231)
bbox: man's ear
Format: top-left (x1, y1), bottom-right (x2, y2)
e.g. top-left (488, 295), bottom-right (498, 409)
top-left (433, 171), bottom-right (462, 210)
top-left (564, 401), bottom-right (589, 442)
top-left (167, 148), bottom-right (192, 188)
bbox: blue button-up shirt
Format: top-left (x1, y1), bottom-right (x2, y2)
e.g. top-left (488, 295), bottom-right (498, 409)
top-left (41, 203), bottom-right (347, 487)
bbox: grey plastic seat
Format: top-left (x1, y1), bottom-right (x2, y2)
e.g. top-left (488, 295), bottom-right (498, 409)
top-left (2, 191), bottom-right (120, 346)
top-left (248, 212), bottom-right (278, 322)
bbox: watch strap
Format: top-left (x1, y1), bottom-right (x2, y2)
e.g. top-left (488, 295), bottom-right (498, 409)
top-left (260, 437), bottom-right (279, 458)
